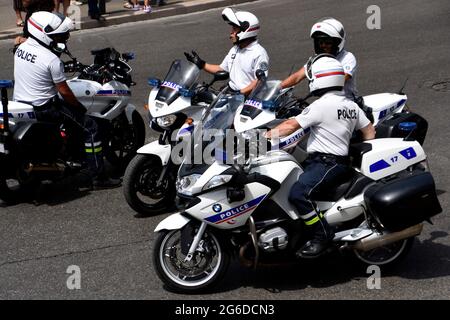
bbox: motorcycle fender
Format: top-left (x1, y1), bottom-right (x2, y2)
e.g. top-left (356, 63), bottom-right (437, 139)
top-left (125, 103), bottom-right (137, 124)
top-left (154, 213), bottom-right (191, 232)
top-left (136, 140), bottom-right (172, 165)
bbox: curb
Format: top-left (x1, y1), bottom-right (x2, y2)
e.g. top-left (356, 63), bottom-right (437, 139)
top-left (0, 0), bottom-right (257, 41)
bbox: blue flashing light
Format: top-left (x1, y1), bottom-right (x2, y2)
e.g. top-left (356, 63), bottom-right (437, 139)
top-left (148, 78), bottom-right (161, 87)
top-left (262, 100), bottom-right (275, 111)
top-left (399, 122), bottom-right (417, 132)
top-left (179, 87), bottom-right (194, 98)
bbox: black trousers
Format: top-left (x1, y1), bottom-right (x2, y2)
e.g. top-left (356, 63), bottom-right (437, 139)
top-left (289, 153), bottom-right (350, 225)
top-left (33, 99), bottom-right (104, 176)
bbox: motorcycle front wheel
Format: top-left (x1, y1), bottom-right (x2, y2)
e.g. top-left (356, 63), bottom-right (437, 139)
top-left (153, 228), bottom-right (230, 293)
top-left (123, 154), bottom-right (176, 215)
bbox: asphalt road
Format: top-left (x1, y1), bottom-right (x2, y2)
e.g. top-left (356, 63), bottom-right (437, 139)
top-left (0, 0), bottom-right (449, 300)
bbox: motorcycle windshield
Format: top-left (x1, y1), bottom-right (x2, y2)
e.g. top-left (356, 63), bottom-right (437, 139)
top-left (155, 59), bottom-right (200, 106)
top-left (240, 80), bottom-right (282, 120)
top-left (183, 89), bottom-right (244, 168)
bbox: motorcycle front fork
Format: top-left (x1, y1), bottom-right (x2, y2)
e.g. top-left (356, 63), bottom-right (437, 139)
top-left (184, 222), bottom-right (207, 262)
top-left (156, 129), bottom-right (173, 187)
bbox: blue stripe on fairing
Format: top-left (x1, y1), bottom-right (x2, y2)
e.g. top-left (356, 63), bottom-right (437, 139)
top-left (96, 90), bottom-right (131, 96)
top-left (178, 125), bottom-right (194, 135)
top-left (205, 195), bottom-right (266, 224)
top-left (399, 147), bottom-right (416, 160)
top-left (397, 99), bottom-right (406, 108)
top-left (378, 110), bottom-right (387, 120)
top-left (369, 159), bottom-right (391, 173)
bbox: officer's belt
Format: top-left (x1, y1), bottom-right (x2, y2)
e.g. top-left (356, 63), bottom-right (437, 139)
top-left (309, 152), bottom-right (350, 165)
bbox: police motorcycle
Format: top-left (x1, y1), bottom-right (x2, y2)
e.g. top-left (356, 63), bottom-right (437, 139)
top-left (123, 58), bottom-right (228, 215)
top-left (0, 48), bottom-right (145, 203)
top-left (151, 79), bottom-right (441, 293)
top-left (234, 70), bottom-right (428, 167)
top-left (63, 47), bottom-right (146, 168)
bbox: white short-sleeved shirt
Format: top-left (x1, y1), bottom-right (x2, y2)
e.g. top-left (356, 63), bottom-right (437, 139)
top-left (336, 50), bottom-right (357, 98)
top-left (220, 40), bottom-right (269, 91)
top-left (295, 91), bottom-right (370, 156)
top-left (13, 38), bottom-right (66, 106)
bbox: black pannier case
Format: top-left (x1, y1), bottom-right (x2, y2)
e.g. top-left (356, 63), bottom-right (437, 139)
top-left (375, 112), bottom-right (428, 145)
top-left (364, 171), bottom-right (442, 231)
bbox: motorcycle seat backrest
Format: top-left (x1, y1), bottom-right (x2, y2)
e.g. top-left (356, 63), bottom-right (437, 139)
top-left (349, 142), bottom-right (372, 168)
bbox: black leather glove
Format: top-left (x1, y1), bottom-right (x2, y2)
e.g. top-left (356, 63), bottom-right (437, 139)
top-left (184, 50), bottom-right (205, 69)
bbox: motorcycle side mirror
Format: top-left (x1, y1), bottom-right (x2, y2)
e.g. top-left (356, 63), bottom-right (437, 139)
top-left (227, 164), bottom-right (247, 203)
top-left (63, 61), bottom-right (76, 73)
top-left (109, 48), bottom-right (120, 61)
top-left (148, 78), bottom-right (161, 87)
top-left (256, 69), bottom-right (266, 80)
top-left (261, 100), bottom-right (276, 111)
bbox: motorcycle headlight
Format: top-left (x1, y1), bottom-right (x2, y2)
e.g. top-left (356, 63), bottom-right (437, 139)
top-left (176, 174), bottom-right (201, 196)
top-left (202, 174), bottom-right (233, 192)
top-left (156, 114), bottom-right (177, 128)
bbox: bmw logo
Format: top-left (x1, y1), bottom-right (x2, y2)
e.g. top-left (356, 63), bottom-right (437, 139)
top-left (212, 204), bottom-right (222, 213)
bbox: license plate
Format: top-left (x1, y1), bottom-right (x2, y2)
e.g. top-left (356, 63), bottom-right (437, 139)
top-left (0, 142), bottom-right (4, 153)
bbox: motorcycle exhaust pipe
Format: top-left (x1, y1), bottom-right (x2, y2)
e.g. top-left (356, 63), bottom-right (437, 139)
top-left (352, 223), bottom-right (423, 252)
top-left (24, 163), bottom-right (65, 173)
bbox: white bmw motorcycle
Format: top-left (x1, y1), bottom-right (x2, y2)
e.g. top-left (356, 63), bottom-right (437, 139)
top-left (234, 71), bottom-right (428, 164)
top-left (63, 47), bottom-right (146, 167)
top-left (151, 88), bottom-right (441, 293)
top-left (0, 48), bottom-right (145, 203)
top-left (123, 59), bottom-right (228, 215)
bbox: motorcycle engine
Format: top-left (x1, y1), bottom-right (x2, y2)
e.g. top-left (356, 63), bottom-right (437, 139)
top-left (258, 227), bottom-right (288, 252)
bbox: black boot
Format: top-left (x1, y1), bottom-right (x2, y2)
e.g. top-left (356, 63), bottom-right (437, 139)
top-left (296, 217), bottom-right (335, 259)
top-left (84, 147), bottom-right (121, 190)
top-left (92, 174), bottom-right (122, 190)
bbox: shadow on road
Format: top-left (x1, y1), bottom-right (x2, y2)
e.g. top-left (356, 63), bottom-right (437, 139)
top-left (164, 231), bottom-right (450, 295)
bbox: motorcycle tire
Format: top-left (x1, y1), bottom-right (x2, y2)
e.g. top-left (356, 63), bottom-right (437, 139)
top-left (352, 237), bottom-right (414, 269)
top-left (153, 227), bottom-right (230, 293)
top-left (105, 110), bottom-right (146, 170)
top-left (0, 161), bottom-right (40, 204)
top-left (123, 154), bottom-right (176, 215)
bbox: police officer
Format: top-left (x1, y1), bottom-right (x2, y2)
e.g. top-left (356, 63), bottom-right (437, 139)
top-left (265, 55), bottom-right (375, 258)
top-left (184, 7), bottom-right (269, 96)
top-left (281, 17), bottom-right (358, 99)
top-left (13, 11), bottom-right (120, 189)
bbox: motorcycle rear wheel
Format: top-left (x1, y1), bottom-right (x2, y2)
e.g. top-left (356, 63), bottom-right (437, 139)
top-left (0, 162), bottom-right (40, 204)
top-left (153, 228), bottom-right (230, 293)
top-left (123, 154), bottom-right (175, 215)
top-left (105, 110), bottom-right (146, 170)
top-left (352, 237), bottom-right (414, 268)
